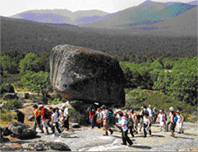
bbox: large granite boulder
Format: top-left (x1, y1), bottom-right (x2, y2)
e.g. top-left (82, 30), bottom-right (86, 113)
top-left (50, 44), bottom-right (125, 107)
top-left (27, 140), bottom-right (71, 151)
top-left (8, 122), bottom-right (37, 139)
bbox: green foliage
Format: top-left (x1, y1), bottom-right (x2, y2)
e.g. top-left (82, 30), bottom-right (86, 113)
top-left (53, 98), bottom-right (60, 105)
top-left (2, 99), bottom-right (23, 111)
top-left (1, 55), bottom-right (19, 74)
top-left (1, 111), bottom-right (15, 121)
top-left (21, 71), bottom-right (53, 97)
top-left (19, 53), bottom-right (43, 74)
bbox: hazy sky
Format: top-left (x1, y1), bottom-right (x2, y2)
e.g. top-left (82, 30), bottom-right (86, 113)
top-left (0, 0), bottom-right (195, 17)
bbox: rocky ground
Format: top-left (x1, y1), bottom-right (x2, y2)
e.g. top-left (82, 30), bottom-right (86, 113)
top-left (2, 121), bottom-right (198, 151)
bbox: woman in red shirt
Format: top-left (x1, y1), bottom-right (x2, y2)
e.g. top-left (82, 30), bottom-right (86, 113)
top-left (89, 107), bottom-right (95, 129)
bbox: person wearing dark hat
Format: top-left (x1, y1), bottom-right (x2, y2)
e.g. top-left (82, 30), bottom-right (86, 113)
top-left (117, 112), bottom-right (133, 147)
top-left (13, 107), bottom-right (25, 123)
top-left (32, 104), bottom-right (44, 133)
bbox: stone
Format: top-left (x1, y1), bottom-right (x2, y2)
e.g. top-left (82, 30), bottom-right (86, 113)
top-left (27, 140), bottom-right (71, 151)
top-left (3, 93), bottom-right (18, 100)
top-left (8, 122), bottom-right (37, 139)
top-left (50, 44), bottom-right (125, 107)
top-left (0, 127), bottom-right (10, 143)
top-left (27, 115), bottom-right (35, 121)
top-left (1, 127), bottom-right (12, 136)
top-left (2, 83), bottom-right (15, 93)
top-left (17, 92), bottom-right (30, 99)
top-left (30, 97), bottom-right (48, 104)
top-left (72, 123), bottom-right (81, 128)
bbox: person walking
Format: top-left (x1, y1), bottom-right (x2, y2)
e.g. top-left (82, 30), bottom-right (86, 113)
top-left (157, 109), bottom-right (166, 131)
top-left (62, 105), bottom-right (69, 131)
top-left (139, 106), bottom-right (144, 132)
top-left (50, 108), bottom-right (62, 136)
top-left (147, 105), bottom-right (154, 124)
top-left (101, 105), bottom-right (113, 136)
top-left (127, 110), bottom-right (134, 137)
top-left (41, 107), bottom-right (50, 135)
top-left (13, 107), bottom-right (25, 123)
top-left (96, 108), bottom-right (102, 128)
top-left (115, 109), bottom-right (122, 132)
top-left (143, 112), bottom-right (152, 137)
top-left (117, 112), bottom-right (133, 147)
top-left (176, 110), bottom-right (184, 133)
top-left (130, 109), bottom-right (138, 134)
top-left (169, 107), bottom-right (176, 137)
top-left (89, 106), bottom-right (95, 129)
top-left (32, 104), bottom-right (44, 133)
top-left (153, 107), bottom-right (158, 124)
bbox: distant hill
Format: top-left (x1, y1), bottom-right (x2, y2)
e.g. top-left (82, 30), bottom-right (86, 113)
top-left (11, 9), bottom-right (109, 25)
top-left (81, 1), bottom-right (168, 28)
top-left (188, 0), bottom-right (198, 5)
top-left (120, 3), bottom-right (195, 27)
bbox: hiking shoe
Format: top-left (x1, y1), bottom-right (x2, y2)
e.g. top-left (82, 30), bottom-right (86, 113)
top-left (128, 143), bottom-right (133, 147)
top-left (110, 130), bottom-right (113, 135)
top-left (121, 143), bottom-right (126, 145)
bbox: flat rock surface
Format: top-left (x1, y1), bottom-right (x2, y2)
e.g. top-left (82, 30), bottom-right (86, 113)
top-left (4, 122), bottom-right (198, 151)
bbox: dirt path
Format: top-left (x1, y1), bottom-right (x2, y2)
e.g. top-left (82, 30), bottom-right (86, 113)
top-left (4, 122), bottom-right (198, 151)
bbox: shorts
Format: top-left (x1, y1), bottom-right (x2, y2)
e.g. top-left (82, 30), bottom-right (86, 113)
top-left (42, 119), bottom-right (49, 128)
top-left (103, 119), bottom-right (109, 130)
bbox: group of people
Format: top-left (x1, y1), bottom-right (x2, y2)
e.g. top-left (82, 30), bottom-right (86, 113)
top-left (32, 104), bottom-right (69, 136)
top-left (12, 103), bottom-right (184, 147)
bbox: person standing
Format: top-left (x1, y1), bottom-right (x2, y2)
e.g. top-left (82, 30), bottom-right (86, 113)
top-left (169, 107), bottom-right (176, 137)
top-left (153, 107), bottom-right (158, 124)
top-left (115, 109), bottom-right (122, 132)
top-left (101, 105), bottom-right (113, 136)
top-left (157, 109), bottom-right (166, 131)
top-left (62, 105), bottom-right (69, 131)
top-left (13, 107), bottom-right (25, 123)
top-left (117, 112), bottom-right (133, 147)
top-left (143, 112), bottom-right (152, 137)
top-left (32, 104), bottom-right (44, 133)
top-left (176, 110), bottom-right (184, 133)
top-left (89, 107), bottom-right (95, 129)
top-left (50, 108), bottom-right (62, 136)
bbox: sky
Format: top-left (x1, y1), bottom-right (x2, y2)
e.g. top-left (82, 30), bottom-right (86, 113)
top-left (0, 0), bottom-right (195, 17)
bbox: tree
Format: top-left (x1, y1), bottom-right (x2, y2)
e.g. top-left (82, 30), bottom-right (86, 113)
top-left (21, 71), bottom-right (53, 97)
top-left (19, 53), bottom-right (42, 74)
top-left (0, 55), bottom-right (19, 74)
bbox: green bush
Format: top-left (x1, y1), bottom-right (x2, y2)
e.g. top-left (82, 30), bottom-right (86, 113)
top-left (2, 99), bottom-right (23, 111)
top-left (1, 111), bottom-right (16, 122)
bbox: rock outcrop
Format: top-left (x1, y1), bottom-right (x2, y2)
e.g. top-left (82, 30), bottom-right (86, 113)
top-left (2, 83), bottom-right (15, 93)
top-left (3, 93), bottom-right (18, 100)
top-left (8, 122), bottom-right (37, 139)
top-left (17, 92), bottom-right (30, 99)
top-left (30, 97), bottom-right (48, 104)
top-left (27, 140), bottom-right (71, 151)
top-left (50, 44), bottom-right (125, 107)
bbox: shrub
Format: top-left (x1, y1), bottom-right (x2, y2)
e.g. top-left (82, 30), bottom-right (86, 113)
top-left (2, 99), bottom-right (23, 111)
top-left (1, 111), bottom-right (16, 122)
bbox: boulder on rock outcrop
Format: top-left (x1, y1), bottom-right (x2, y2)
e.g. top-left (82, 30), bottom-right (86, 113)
top-left (1, 127), bottom-right (12, 136)
top-left (3, 93), bottom-right (18, 100)
top-left (2, 83), bottom-right (15, 93)
top-left (17, 92), bottom-right (30, 99)
top-left (30, 97), bottom-right (48, 104)
top-left (8, 122), bottom-right (37, 139)
top-left (27, 140), bottom-right (71, 151)
top-left (50, 44), bottom-right (125, 107)
top-left (0, 127), bottom-right (10, 143)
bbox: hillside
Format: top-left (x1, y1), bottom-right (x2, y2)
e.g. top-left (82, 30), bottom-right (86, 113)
top-left (11, 9), bottom-right (109, 25)
top-left (1, 16), bottom-right (197, 64)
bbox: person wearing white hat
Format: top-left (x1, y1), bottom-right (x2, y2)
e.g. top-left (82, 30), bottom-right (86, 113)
top-left (166, 107), bottom-right (174, 132)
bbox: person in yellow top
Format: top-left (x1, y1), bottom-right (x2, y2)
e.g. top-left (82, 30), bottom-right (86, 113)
top-left (33, 104), bottom-right (44, 133)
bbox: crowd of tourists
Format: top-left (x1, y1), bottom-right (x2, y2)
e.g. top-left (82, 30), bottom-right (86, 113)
top-left (13, 103), bottom-right (184, 147)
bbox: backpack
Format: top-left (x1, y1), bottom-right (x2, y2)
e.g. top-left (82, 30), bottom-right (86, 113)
top-left (44, 109), bottom-right (50, 119)
top-left (174, 116), bottom-right (178, 122)
top-left (108, 111), bottom-right (113, 120)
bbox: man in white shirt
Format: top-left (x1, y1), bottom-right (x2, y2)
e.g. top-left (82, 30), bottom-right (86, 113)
top-left (147, 105), bottom-right (154, 124)
top-left (157, 110), bottom-right (165, 131)
top-left (117, 112), bottom-right (133, 147)
top-left (62, 105), bottom-right (69, 131)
